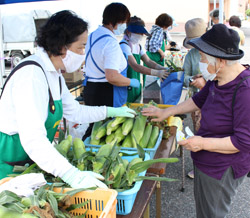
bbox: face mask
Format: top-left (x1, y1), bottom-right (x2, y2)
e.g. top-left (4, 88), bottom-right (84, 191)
top-left (129, 33), bottom-right (143, 44)
top-left (167, 26), bottom-right (172, 31)
top-left (199, 62), bottom-right (216, 81)
top-left (114, 23), bottom-right (127, 35)
top-left (61, 49), bottom-right (85, 73)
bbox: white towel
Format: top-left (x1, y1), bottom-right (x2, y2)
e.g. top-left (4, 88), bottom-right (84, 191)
top-left (0, 173), bottom-right (47, 197)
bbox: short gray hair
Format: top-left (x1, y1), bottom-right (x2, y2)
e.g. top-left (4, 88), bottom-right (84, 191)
top-left (204, 53), bottom-right (239, 66)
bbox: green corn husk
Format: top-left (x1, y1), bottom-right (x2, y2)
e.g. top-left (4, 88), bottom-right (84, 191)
top-left (90, 138), bottom-right (100, 145)
top-left (130, 158), bottom-right (179, 174)
top-left (122, 134), bottom-right (133, 148)
top-left (73, 138), bottom-right (86, 160)
top-left (111, 117), bottom-right (127, 128)
top-left (91, 121), bottom-right (103, 141)
top-left (106, 133), bottom-right (115, 144)
top-left (92, 144), bottom-right (113, 173)
top-left (106, 118), bottom-right (120, 135)
top-left (122, 118), bottom-right (134, 136)
top-left (147, 126), bottom-right (159, 148)
top-left (131, 113), bottom-right (147, 148)
top-left (95, 120), bottom-right (111, 140)
top-left (139, 123), bottom-right (152, 148)
top-left (111, 126), bottom-right (125, 145)
top-left (55, 135), bottom-right (72, 157)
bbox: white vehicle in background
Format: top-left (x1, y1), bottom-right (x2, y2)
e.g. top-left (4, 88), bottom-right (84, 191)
top-left (2, 9), bottom-right (51, 67)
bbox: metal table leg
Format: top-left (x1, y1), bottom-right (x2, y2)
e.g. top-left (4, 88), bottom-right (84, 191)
top-left (143, 204), bottom-right (150, 218)
top-left (156, 181), bottom-right (161, 218)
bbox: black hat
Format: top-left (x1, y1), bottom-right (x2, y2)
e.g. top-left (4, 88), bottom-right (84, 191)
top-left (188, 24), bottom-right (244, 60)
top-left (127, 23), bottom-right (150, 36)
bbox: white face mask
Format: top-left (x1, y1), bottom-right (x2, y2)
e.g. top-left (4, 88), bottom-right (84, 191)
top-left (199, 62), bottom-right (216, 81)
top-left (114, 23), bottom-right (127, 35)
top-left (129, 33), bottom-right (143, 44)
top-left (61, 49), bottom-right (85, 73)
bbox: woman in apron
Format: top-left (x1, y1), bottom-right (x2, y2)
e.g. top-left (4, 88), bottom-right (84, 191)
top-left (0, 10), bottom-right (136, 187)
top-left (120, 16), bottom-right (170, 103)
top-left (83, 3), bottom-right (140, 108)
top-left (145, 13), bottom-right (173, 66)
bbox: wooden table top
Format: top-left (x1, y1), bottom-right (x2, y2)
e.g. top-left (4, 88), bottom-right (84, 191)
top-left (116, 179), bottom-right (157, 218)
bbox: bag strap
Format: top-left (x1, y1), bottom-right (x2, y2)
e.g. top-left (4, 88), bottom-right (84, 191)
top-left (0, 60), bottom-right (57, 114)
top-left (232, 75), bottom-right (250, 114)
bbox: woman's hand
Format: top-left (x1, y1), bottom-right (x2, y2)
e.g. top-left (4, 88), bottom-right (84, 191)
top-left (142, 106), bottom-right (169, 122)
top-left (178, 136), bottom-right (204, 152)
top-left (190, 77), bottom-right (206, 90)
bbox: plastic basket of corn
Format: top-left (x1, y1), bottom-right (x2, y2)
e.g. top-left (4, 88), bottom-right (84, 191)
top-left (52, 188), bottom-right (117, 218)
top-left (84, 130), bottom-right (163, 159)
top-left (116, 152), bottom-right (150, 215)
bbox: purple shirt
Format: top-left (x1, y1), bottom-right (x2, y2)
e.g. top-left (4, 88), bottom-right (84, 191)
top-left (192, 69), bottom-right (250, 180)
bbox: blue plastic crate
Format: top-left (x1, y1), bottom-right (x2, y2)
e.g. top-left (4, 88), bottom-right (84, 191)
top-left (84, 130), bottom-right (163, 159)
top-left (116, 152), bottom-right (150, 215)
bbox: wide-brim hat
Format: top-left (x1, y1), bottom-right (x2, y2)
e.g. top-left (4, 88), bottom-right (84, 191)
top-left (183, 18), bottom-right (206, 49)
top-left (127, 24), bottom-right (150, 36)
top-left (188, 24), bottom-right (244, 60)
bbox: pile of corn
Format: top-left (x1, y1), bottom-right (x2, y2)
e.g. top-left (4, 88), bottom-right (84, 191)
top-left (55, 137), bottom-right (178, 190)
top-left (90, 112), bottom-right (160, 148)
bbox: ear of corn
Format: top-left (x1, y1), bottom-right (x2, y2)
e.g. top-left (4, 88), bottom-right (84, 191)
top-left (105, 132), bottom-right (115, 144)
top-left (139, 123), bottom-right (153, 148)
top-left (113, 126), bottom-right (126, 144)
top-left (90, 138), bottom-right (100, 145)
top-left (147, 126), bottom-right (159, 148)
top-left (90, 121), bottom-right (103, 141)
top-left (106, 118), bottom-right (120, 135)
top-left (73, 138), bottom-right (86, 160)
top-left (55, 135), bottom-right (72, 157)
top-left (111, 117), bottom-right (127, 128)
top-left (122, 118), bottom-right (134, 136)
top-left (131, 113), bottom-right (147, 147)
top-left (92, 144), bottom-right (113, 173)
top-left (95, 120), bottom-right (111, 140)
top-left (122, 134), bottom-right (133, 147)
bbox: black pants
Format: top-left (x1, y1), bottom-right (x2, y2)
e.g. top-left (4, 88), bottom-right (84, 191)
top-left (82, 81), bottom-right (113, 141)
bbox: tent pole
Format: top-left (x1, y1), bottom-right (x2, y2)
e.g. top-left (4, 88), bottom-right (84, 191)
top-left (219, 0), bottom-right (224, 24)
top-left (0, 7), bottom-right (5, 90)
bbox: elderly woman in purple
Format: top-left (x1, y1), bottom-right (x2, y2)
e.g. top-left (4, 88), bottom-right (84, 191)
top-left (142, 24), bottom-right (250, 218)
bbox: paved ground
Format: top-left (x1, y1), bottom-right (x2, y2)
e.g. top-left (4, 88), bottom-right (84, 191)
top-left (148, 23), bottom-right (250, 218)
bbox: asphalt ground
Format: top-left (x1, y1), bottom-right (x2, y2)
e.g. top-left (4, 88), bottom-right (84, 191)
top-left (148, 23), bottom-right (250, 218)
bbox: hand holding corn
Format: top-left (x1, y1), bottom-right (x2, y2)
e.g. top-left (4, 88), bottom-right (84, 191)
top-left (107, 106), bottom-right (136, 118)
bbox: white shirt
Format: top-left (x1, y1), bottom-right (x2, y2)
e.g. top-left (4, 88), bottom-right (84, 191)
top-left (85, 26), bottom-right (127, 82)
top-left (0, 47), bottom-right (107, 178)
top-left (120, 37), bottom-right (146, 57)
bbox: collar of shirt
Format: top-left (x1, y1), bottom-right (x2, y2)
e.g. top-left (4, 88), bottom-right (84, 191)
top-left (98, 25), bottom-right (117, 40)
top-left (36, 47), bottom-right (59, 73)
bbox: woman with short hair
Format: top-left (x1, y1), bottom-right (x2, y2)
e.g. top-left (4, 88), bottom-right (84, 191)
top-left (83, 2), bottom-right (140, 108)
top-left (145, 13), bottom-right (173, 66)
top-left (0, 10), bottom-right (135, 187)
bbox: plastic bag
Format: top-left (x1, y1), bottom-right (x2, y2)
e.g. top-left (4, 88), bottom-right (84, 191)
top-left (161, 71), bottom-right (184, 105)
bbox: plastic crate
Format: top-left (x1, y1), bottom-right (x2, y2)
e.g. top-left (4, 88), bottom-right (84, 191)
top-left (116, 152), bottom-right (150, 215)
top-left (53, 188), bottom-right (117, 218)
top-left (84, 130), bottom-right (163, 159)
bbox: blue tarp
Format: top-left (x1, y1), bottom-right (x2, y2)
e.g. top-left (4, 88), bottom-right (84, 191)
top-left (0, 0), bottom-right (54, 4)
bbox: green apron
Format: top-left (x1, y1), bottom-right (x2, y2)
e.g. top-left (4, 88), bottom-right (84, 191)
top-left (0, 61), bottom-right (63, 179)
top-left (127, 53), bottom-right (146, 103)
top-left (145, 39), bottom-right (166, 67)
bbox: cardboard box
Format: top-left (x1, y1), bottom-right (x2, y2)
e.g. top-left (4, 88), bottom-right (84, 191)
top-left (62, 70), bottom-right (83, 82)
